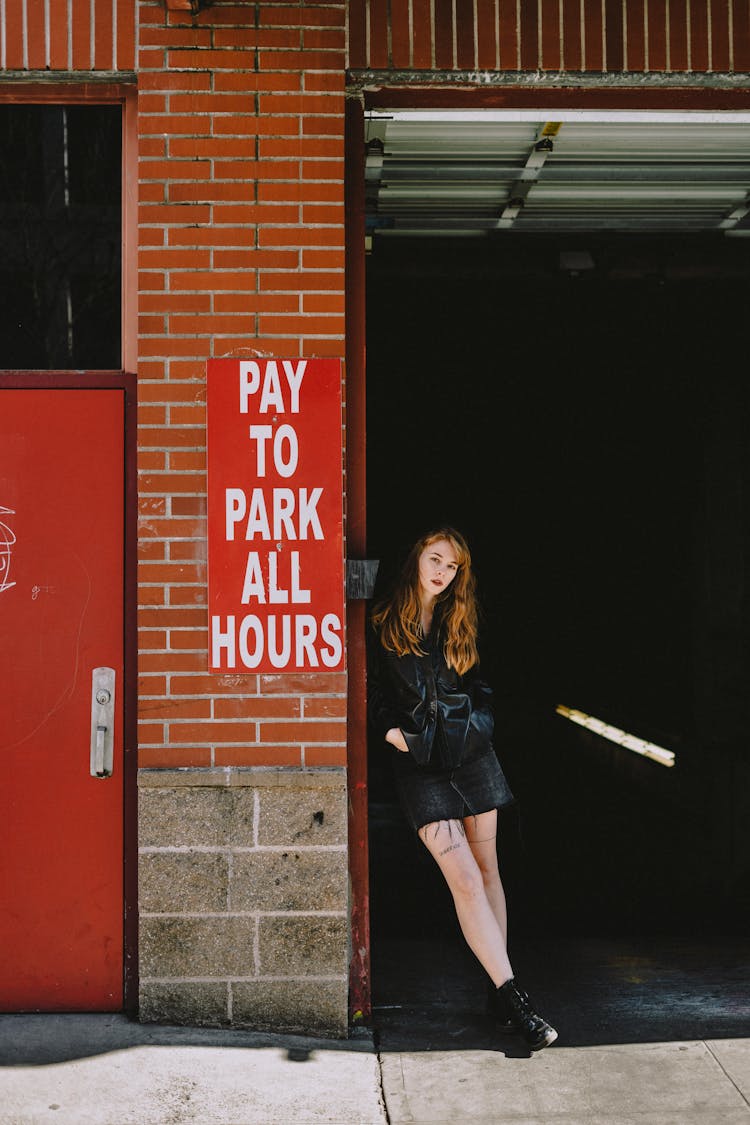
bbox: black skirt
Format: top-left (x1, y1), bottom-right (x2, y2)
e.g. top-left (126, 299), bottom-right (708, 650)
top-left (393, 749), bottom-right (515, 831)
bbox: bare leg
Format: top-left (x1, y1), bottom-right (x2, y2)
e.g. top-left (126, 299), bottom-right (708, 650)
top-left (418, 818), bottom-right (513, 988)
top-left (464, 810), bottom-right (508, 946)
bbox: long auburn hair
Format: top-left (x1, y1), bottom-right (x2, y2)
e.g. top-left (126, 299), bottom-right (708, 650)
top-left (371, 526), bottom-right (480, 675)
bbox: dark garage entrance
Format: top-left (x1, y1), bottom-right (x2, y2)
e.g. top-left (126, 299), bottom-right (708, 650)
top-left (363, 111), bottom-right (750, 1035)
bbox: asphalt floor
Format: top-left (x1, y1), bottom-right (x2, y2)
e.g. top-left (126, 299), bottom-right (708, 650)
top-left (0, 935), bottom-right (747, 1124)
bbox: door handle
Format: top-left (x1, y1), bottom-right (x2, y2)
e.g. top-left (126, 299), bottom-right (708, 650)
top-left (90, 667), bottom-right (115, 778)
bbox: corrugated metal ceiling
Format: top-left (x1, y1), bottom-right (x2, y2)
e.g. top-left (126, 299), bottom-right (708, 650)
top-left (364, 111), bottom-right (750, 237)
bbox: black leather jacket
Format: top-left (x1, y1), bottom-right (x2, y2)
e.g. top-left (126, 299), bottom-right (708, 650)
top-left (367, 621), bottom-right (495, 769)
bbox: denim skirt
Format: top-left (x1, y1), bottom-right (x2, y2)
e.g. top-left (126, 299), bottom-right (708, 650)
top-left (394, 750), bottom-right (515, 831)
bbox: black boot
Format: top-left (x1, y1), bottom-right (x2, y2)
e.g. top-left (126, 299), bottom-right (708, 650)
top-left (494, 977), bottom-right (558, 1051)
top-left (486, 980), bottom-right (515, 1033)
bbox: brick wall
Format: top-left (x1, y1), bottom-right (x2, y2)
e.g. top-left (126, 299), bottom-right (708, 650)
top-left (137, 0), bottom-right (347, 773)
top-left (135, 0), bottom-right (349, 1034)
top-left (347, 0), bottom-right (750, 74)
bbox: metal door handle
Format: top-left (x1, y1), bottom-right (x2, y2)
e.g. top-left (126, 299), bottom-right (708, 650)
top-left (90, 667), bottom-right (115, 778)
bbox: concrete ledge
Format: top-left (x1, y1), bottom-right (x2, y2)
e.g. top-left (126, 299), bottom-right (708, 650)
top-left (138, 767), bottom-right (346, 788)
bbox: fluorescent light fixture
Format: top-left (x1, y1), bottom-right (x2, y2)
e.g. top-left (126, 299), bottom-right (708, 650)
top-left (369, 110), bottom-right (750, 124)
top-left (555, 705), bottom-right (676, 768)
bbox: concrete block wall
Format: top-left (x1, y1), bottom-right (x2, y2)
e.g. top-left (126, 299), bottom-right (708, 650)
top-left (138, 768), bottom-right (349, 1035)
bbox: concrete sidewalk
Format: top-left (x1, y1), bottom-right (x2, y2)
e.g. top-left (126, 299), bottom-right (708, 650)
top-left (0, 1014), bottom-right (387, 1125)
top-left (2, 934), bottom-right (748, 1125)
top-left (1, 1013), bottom-right (749, 1125)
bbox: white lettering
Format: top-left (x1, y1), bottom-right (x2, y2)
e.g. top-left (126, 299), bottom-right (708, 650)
top-left (320, 613), bottom-right (344, 667)
top-left (211, 615), bottom-right (236, 668)
top-left (274, 488), bottom-right (296, 539)
top-left (249, 424), bottom-right (273, 476)
top-left (211, 614), bottom-right (343, 671)
top-left (225, 488), bottom-right (246, 541)
top-left (290, 551), bottom-right (310, 603)
top-left (268, 551), bottom-right (288, 604)
top-left (267, 615), bottom-right (292, 667)
top-left (298, 487), bottom-right (324, 539)
top-left (245, 490), bottom-right (271, 540)
top-left (259, 360), bottom-right (284, 413)
top-left (241, 553), bottom-right (266, 604)
top-left (282, 359), bottom-right (306, 412)
top-left (296, 615), bottom-right (319, 666)
top-left (274, 424), bottom-right (298, 478)
top-left (239, 361), bottom-right (261, 412)
top-left (239, 359), bottom-right (307, 415)
top-left (238, 616), bottom-right (263, 667)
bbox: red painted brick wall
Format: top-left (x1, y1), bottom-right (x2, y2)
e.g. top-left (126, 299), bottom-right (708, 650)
top-left (347, 0), bottom-right (750, 73)
top-left (0, 0), bottom-right (134, 71)
top-left (136, 1), bottom-right (347, 770)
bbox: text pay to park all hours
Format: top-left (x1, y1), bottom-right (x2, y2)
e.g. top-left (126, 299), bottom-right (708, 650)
top-left (207, 357), bottom-right (345, 674)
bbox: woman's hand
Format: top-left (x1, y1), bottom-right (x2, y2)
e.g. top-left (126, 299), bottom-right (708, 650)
top-left (385, 727), bottom-right (409, 753)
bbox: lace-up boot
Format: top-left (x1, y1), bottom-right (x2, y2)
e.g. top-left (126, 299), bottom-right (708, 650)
top-left (486, 980), bottom-right (515, 1032)
top-left (494, 977), bottom-right (558, 1050)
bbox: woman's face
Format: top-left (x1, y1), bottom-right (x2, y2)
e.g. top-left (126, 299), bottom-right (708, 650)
top-left (418, 538), bottom-right (460, 601)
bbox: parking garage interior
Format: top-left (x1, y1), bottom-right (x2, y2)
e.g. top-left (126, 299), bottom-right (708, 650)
top-left (363, 114), bottom-right (750, 1010)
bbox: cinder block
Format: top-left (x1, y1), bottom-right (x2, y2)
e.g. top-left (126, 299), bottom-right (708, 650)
top-left (139, 851), bottom-right (229, 913)
top-left (257, 785), bottom-right (346, 846)
top-left (259, 916), bottom-right (348, 976)
top-left (140, 916), bottom-right (256, 978)
top-left (138, 785), bottom-right (255, 847)
top-left (232, 979), bottom-right (347, 1037)
top-left (139, 981), bottom-right (229, 1027)
top-left (231, 849), bottom-right (347, 912)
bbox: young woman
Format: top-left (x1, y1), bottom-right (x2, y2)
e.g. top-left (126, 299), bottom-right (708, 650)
top-left (367, 526), bottom-right (557, 1051)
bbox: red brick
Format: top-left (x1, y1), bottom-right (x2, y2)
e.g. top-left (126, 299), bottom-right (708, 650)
top-left (172, 674), bottom-right (259, 695)
top-left (139, 27), bottom-right (212, 47)
top-left (259, 720), bottom-right (346, 742)
top-left (305, 746), bottom-right (347, 766)
top-left (139, 748), bottom-right (213, 767)
top-left (140, 293), bottom-right (212, 313)
top-left (139, 472), bottom-right (206, 494)
top-left (139, 676), bottom-right (168, 697)
top-left (140, 652), bottom-right (207, 673)
top-left (214, 747), bottom-right (302, 766)
top-left (139, 137), bottom-right (167, 157)
top-left (167, 226), bottom-right (257, 247)
top-left (139, 607), bottom-right (207, 629)
top-left (138, 538), bottom-right (167, 560)
top-left (170, 137), bottom-right (256, 159)
top-left (260, 137), bottom-right (343, 160)
top-left (140, 249), bottom-right (212, 269)
top-left (302, 29), bottom-right (346, 50)
top-left (259, 313), bottom-right (344, 335)
top-left (139, 203), bottom-right (212, 225)
top-left (139, 72), bottom-right (212, 91)
top-left (140, 698), bottom-right (212, 719)
top-left (214, 697), bottom-right (301, 719)
top-left (214, 71), bottom-right (302, 92)
top-left (257, 49), bottom-right (345, 70)
top-left (260, 271), bottom-right (342, 291)
top-left (260, 6), bottom-right (345, 28)
top-left (142, 115), bottom-right (212, 136)
top-left (258, 226), bottom-right (344, 248)
top-left (303, 293), bottom-right (345, 313)
top-left (303, 249), bottom-right (345, 268)
top-left (170, 270), bottom-right (258, 290)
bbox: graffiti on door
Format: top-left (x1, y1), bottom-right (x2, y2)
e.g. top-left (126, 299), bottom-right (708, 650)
top-left (0, 507), bottom-right (16, 593)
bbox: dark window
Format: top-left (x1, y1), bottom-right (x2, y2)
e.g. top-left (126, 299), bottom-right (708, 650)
top-left (0, 105), bottom-right (121, 369)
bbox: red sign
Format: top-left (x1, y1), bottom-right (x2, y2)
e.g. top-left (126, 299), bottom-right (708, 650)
top-left (207, 357), bottom-right (344, 672)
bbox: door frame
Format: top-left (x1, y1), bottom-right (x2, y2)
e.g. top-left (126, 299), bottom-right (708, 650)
top-left (0, 80), bottom-right (138, 1009)
top-left (345, 78), bottom-right (750, 1024)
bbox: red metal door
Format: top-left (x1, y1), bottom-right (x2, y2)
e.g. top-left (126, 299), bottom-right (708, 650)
top-left (0, 389), bottom-right (125, 1010)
